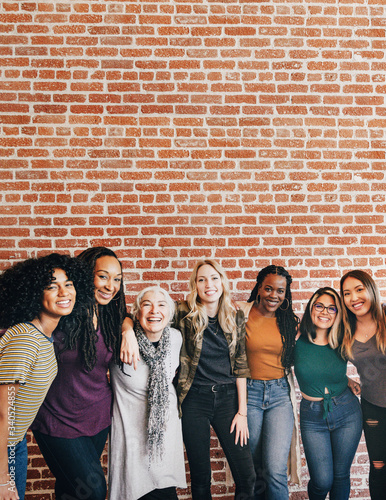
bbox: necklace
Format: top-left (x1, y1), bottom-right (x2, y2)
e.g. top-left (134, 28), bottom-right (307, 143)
top-left (33, 318), bottom-right (46, 335)
top-left (208, 316), bottom-right (219, 335)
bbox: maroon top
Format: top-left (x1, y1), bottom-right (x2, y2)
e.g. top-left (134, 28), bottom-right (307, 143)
top-left (31, 327), bottom-right (113, 438)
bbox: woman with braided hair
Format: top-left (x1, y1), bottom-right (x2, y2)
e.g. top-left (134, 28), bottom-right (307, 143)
top-left (237, 265), bottom-right (301, 499)
top-left (32, 247), bottom-right (126, 500)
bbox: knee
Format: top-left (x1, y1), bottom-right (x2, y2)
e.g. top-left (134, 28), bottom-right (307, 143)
top-left (366, 418), bottom-right (379, 428)
top-left (308, 478), bottom-right (333, 498)
top-left (71, 471), bottom-right (107, 500)
top-left (372, 461), bottom-right (385, 471)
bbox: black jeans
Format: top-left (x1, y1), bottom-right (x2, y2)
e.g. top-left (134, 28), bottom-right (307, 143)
top-left (33, 427), bottom-right (109, 500)
top-left (181, 383), bottom-right (256, 500)
top-left (139, 487), bottom-right (178, 499)
top-left (361, 398), bottom-right (386, 500)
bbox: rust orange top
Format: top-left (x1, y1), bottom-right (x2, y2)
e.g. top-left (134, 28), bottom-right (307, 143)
top-left (245, 303), bottom-right (284, 380)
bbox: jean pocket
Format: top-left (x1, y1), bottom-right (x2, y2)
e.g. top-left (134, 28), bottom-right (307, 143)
top-left (277, 377), bottom-right (290, 390)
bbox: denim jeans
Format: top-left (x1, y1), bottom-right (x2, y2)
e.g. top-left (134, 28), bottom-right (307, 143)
top-left (7, 436), bottom-right (28, 500)
top-left (361, 397), bottom-right (386, 500)
top-left (33, 427), bottom-right (109, 500)
top-left (247, 377), bottom-right (294, 500)
top-left (300, 387), bottom-right (362, 500)
top-left (181, 383), bottom-right (256, 500)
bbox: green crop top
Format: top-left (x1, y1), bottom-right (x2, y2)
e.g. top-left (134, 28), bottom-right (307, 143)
top-left (294, 336), bottom-right (348, 418)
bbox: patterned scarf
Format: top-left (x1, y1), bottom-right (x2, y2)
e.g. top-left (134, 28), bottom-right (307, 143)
top-left (134, 320), bottom-right (170, 461)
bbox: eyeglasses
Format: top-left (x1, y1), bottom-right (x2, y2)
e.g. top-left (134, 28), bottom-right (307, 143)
top-left (313, 302), bottom-right (337, 314)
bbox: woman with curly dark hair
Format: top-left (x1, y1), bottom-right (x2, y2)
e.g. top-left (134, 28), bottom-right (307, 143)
top-left (237, 265), bottom-right (301, 499)
top-left (32, 247), bottom-right (127, 500)
top-left (0, 253), bottom-right (92, 500)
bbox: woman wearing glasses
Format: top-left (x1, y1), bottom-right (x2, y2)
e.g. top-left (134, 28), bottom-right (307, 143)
top-left (294, 287), bottom-right (362, 500)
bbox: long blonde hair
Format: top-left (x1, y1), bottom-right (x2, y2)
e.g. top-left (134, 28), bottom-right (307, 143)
top-left (186, 259), bottom-right (237, 346)
top-left (340, 270), bottom-right (386, 358)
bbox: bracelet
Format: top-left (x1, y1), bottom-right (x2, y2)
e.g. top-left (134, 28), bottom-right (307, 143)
top-left (0, 481), bottom-right (10, 487)
top-left (237, 412), bottom-right (247, 417)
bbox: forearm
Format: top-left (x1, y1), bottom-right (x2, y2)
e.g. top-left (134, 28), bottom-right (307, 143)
top-left (235, 377), bottom-right (247, 416)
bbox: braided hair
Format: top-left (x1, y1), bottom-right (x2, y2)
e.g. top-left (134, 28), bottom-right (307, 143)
top-left (248, 265), bottom-right (298, 370)
top-left (59, 247), bottom-right (126, 371)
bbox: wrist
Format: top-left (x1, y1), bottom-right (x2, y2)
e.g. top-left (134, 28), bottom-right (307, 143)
top-left (237, 411), bottom-right (247, 417)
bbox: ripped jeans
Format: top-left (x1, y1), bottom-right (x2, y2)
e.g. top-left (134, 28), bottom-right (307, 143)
top-left (361, 398), bottom-right (386, 500)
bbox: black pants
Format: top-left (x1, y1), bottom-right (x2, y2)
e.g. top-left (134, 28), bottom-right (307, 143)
top-left (361, 398), bottom-right (386, 500)
top-left (33, 427), bottom-right (109, 500)
top-left (139, 487), bottom-right (178, 499)
top-left (181, 383), bottom-right (256, 500)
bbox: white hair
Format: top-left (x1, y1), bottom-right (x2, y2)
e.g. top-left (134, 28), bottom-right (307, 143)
top-left (131, 285), bottom-right (175, 324)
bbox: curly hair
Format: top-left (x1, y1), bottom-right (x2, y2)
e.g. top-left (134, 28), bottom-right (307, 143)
top-left (299, 287), bottom-right (343, 349)
top-left (60, 247), bottom-right (126, 370)
top-left (247, 265), bottom-right (299, 370)
top-left (340, 270), bottom-right (386, 358)
top-left (0, 253), bottom-right (94, 335)
top-left (186, 259), bottom-right (238, 348)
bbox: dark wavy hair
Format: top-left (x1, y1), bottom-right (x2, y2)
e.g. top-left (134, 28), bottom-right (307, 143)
top-left (60, 247), bottom-right (126, 370)
top-left (0, 253), bottom-right (94, 336)
top-left (247, 265), bottom-right (299, 370)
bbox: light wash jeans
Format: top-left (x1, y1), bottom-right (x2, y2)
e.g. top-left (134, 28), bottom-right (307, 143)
top-left (8, 436), bottom-right (28, 500)
top-left (300, 387), bottom-right (362, 500)
top-left (247, 377), bottom-right (294, 500)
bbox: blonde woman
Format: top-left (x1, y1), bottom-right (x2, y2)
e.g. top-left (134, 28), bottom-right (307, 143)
top-left (340, 270), bottom-right (386, 500)
top-left (176, 260), bottom-right (255, 499)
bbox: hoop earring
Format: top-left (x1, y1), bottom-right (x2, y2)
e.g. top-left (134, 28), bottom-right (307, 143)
top-left (279, 298), bottom-right (289, 311)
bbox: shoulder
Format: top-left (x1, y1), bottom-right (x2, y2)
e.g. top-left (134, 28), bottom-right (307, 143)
top-left (170, 327), bottom-right (182, 342)
top-left (1, 323), bottom-right (41, 345)
top-left (236, 301), bottom-right (253, 320)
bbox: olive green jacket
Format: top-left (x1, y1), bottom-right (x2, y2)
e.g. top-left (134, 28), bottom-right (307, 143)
top-left (174, 301), bottom-right (250, 415)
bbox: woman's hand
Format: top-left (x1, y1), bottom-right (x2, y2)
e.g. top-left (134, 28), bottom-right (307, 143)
top-left (0, 482), bottom-right (19, 500)
top-left (120, 317), bottom-right (139, 369)
top-left (347, 377), bottom-right (361, 396)
top-left (230, 412), bottom-right (249, 446)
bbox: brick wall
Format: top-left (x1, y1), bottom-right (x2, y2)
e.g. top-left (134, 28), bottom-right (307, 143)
top-left (2, 0), bottom-right (384, 497)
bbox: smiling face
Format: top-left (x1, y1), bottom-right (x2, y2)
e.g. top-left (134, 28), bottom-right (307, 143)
top-left (93, 255), bottom-right (122, 306)
top-left (40, 268), bottom-right (76, 320)
top-left (195, 264), bottom-right (224, 310)
top-left (138, 290), bottom-right (170, 339)
top-left (310, 294), bottom-right (337, 334)
top-left (342, 276), bottom-right (372, 319)
top-left (256, 274), bottom-right (287, 317)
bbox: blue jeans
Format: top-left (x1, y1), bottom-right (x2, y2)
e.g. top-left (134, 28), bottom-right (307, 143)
top-left (300, 387), bottom-right (363, 500)
top-left (33, 427), bottom-right (109, 500)
top-left (182, 383), bottom-right (256, 500)
top-left (8, 436), bottom-right (28, 500)
top-left (247, 377), bottom-right (294, 500)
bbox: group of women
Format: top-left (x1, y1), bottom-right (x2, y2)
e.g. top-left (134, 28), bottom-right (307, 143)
top-left (0, 249), bottom-right (385, 500)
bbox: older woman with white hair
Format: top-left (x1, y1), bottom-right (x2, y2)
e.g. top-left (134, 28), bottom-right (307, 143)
top-left (108, 286), bottom-right (186, 500)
